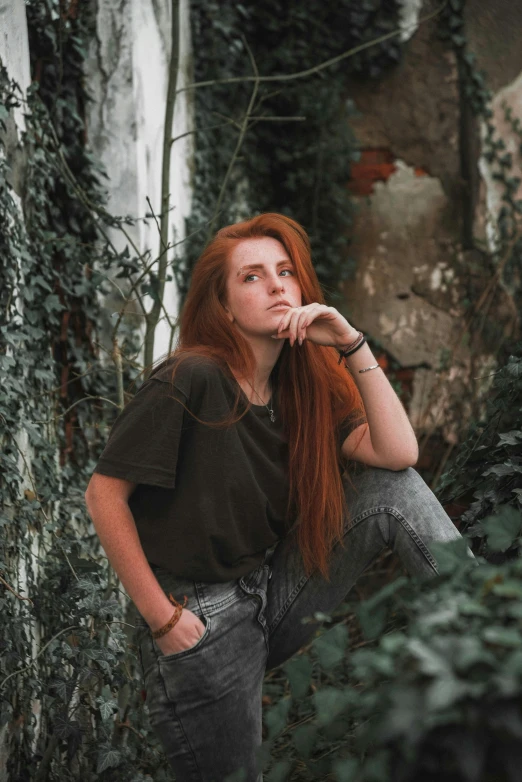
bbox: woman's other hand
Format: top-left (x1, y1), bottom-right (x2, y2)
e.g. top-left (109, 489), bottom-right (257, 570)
top-left (154, 608), bottom-right (205, 656)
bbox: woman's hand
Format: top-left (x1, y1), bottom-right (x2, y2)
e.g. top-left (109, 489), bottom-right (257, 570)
top-left (154, 609), bottom-right (205, 656)
top-left (271, 303), bottom-right (358, 349)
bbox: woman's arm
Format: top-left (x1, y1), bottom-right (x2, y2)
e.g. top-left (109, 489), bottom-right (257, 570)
top-left (85, 474), bottom-right (175, 631)
top-left (272, 303), bottom-right (419, 471)
top-left (340, 338), bottom-right (419, 471)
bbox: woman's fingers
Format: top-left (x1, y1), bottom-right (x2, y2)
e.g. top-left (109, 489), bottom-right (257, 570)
top-left (276, 304), bottom-right (325, 346)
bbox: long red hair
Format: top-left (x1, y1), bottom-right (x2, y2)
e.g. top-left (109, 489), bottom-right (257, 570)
top-left (147, 213), bottom-right (367, 582)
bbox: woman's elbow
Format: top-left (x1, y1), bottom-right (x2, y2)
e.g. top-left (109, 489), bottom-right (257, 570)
top-left (391, 449), bottom-right (419, 471)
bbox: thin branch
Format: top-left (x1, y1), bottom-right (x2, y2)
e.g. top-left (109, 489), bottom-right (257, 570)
top-left (32, 395), bottom-right (121, 425)
top-left (0, 573), bottom-right (34, 607)
top-left (143, 0), bottom-right (180, 375)
top-left (170, 119), bottom-right (236, 146)
top-left (247, 115), bottom-right (306, 121)
top-left (0, 625), bottom-right (82, 691)
top-left (176, 2), bottom-right (448, 94)
top-left (206, 35), bottom-right (260, 241)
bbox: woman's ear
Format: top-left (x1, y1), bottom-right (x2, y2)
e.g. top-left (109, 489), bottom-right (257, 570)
top-left (223, 303), bottom-right (235, 323)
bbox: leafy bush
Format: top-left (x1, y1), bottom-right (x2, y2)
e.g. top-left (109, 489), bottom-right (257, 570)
top-left (259, 540), bottom-right (520, 782)
top-left (250, 343), bottom-right (522, 781)
top-left (438, 344), bottom-right (522, 563)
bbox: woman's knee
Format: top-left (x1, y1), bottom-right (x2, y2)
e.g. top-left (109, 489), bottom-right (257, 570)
top-left (344, 465), bottom-right (432, 514)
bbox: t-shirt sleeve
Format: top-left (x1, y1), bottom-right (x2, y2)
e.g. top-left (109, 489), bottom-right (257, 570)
top-left (92, 378), bottom-right (187, 489)
top-left (338, 411), bottom-right (368, 449)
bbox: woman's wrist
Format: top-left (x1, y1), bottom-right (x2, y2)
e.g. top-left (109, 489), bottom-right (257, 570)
top-left (145, 595), bottom-right (182, 632)
top-left (341, 341), bottom-right (379, 372)
top-left (336, 328), bottom-right (360, 349)
top-left (337, 330), bottom-right (365, 363)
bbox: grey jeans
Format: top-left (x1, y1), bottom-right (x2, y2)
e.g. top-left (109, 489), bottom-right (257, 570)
top-left (134, 466), bottom-right (476, 782)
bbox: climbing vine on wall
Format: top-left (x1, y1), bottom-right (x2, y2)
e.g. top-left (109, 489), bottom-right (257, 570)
top-left (436, 0), bottom-right (522, 542)
top-left (0, 2), bottom-right (168, 778)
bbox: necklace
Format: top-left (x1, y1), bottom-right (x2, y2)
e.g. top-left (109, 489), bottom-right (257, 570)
top-left (245, 379), bottom-right (276, 423)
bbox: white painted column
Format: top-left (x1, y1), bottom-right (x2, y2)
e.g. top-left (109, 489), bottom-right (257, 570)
top-left (85, 0), bottom-right (194, 362)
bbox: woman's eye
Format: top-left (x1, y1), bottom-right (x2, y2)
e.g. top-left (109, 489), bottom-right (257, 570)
top-left (244, 269), bottom-right (293, 282)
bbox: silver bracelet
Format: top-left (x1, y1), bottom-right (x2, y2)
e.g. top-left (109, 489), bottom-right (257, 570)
top-left (359, 364), bottom-right (380, 374)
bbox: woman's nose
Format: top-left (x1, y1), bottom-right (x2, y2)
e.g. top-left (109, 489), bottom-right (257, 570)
top-left (270, 277), bottom-right (284, 293)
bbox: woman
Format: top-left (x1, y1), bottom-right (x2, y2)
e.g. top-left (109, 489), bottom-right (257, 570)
top-left (85, 213), bottom-right (476, 782)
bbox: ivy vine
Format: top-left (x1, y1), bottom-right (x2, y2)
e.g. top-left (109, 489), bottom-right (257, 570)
top-left (1, 2), bottom-right (167, 779)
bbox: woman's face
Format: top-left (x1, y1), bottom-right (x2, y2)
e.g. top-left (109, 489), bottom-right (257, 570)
top-left (223, 237), bottom-right (303, 341)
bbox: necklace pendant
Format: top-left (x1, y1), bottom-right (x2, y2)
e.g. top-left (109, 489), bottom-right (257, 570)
top-left (269, 409), bottom-right (275, 423)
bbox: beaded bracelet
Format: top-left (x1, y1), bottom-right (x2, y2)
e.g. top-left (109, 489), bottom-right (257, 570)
top-left (151, 593), bottom-right (188, 640)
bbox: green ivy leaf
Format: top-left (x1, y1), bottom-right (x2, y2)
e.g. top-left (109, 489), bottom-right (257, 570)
top-left (312, 686), bottom-right (352, 727)
top-left (331, 756), bottom-right (360, 782)
top-left (292, 723), bottom-right (318, 760)
top-left (425, 674), bottom-right (469, 710)
top-left (483, 462), bottom-right (522, 479)
top-left (96, 746), bottom-right (122, 774)
top-left (497, 431), bottom-right (522, 446)
top-left (480, 506), bottom-right (522, 551)
top-left (311, 623), bottom-right (349, 670)
top-left (482, 626), bottom-right (522, 648)
top-left (405, 638), bottom-right (451, 677)
top-left (96, 692), bottom-right (116, 721)
top-left (263, 696), bottom-right (291, 740)
top-left (283, 654), bottom-right (313, 700)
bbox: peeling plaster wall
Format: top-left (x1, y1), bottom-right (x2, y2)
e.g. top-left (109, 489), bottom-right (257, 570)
top-left (349, 161), bottom-right (455, 368)
top-left (343, 3), bottom-right (520, 444)
top-left (345, 15), bottom-right (460, 200)
top-left (343, 14), bottom-right (463, 437)
top-left (344, 160), bottom-right (468, 434)
top-left (85, 0), bottom-right (194, 362)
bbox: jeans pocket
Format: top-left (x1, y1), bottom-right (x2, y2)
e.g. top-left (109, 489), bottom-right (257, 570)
top-left (155, 613), bottom-right (212, 663)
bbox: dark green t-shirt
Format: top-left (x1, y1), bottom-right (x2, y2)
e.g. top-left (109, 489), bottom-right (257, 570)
top-left (92, 354), bottom-right (366, 582)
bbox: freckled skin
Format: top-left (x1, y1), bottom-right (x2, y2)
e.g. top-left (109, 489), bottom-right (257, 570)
top-left (223, 237), bottom-right (303, 341)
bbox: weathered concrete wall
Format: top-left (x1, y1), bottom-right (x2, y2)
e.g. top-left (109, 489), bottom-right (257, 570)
top-left (85, 0), bottom-right (194, 362)
top-left (342, 0), bottom-right (522, 451)
top-left (464, 0), bottom-right (522, 93)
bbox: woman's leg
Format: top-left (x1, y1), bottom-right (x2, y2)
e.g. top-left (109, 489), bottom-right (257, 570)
top-left (135, 567), bottom-right (269, 781)
top-left (265, 466), bottom-right (476, 671)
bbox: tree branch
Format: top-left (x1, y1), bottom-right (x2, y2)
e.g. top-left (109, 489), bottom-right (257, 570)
top-left (176, 2), bottom-right (448, 94)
